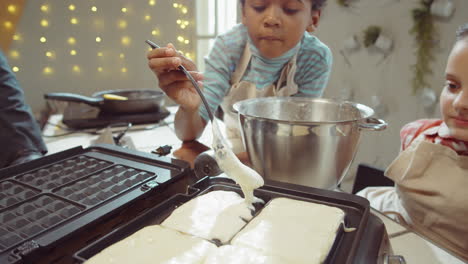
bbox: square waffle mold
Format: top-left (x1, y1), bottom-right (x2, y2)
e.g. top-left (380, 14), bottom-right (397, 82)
top-left (0, 144), bottom-right (191, 264)
top-left (75, 177), bottom-right (391, 264)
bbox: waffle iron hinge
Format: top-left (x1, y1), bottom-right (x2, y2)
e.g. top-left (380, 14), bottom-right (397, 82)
top-left (12, 240), bottom-right (40, 259)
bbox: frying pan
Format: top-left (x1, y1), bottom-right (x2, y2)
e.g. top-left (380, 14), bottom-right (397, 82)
top-left (44, 89), bottom-right (165, 114)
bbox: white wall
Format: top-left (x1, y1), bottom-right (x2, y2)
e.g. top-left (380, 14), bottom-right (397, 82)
top-left (314, 0), bottom-right (468, 189)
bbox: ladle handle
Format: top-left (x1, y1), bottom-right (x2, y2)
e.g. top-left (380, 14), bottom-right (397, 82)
top-left (145, 40), bottom-right (214, 121)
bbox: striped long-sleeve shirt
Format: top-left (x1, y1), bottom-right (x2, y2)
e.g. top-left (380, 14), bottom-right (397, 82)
top-left (199, 24), bottom-right (332, 121)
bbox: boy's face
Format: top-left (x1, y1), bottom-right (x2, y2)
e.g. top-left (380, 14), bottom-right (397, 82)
top-left (242, 0), bottom-right (319, 59)
top-left (440, 39), bottom-right (468, 141)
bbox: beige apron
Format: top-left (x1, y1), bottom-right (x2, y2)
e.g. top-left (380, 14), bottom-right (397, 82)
top-left (361, 134), bottom-right (468, 260)
top-left (220, 43), bottom-right (298, 153)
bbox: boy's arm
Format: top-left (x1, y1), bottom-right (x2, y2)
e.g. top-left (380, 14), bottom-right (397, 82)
top-left (174, 106), bottom-right (207, 141)
top-left (295, 37), bottom-right (333, 97)
top-left (175, 35), bottom-right (234, 141)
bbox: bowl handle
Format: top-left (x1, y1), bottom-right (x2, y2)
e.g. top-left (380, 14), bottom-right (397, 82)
top-left (359, 117), bottom-right (387, 131)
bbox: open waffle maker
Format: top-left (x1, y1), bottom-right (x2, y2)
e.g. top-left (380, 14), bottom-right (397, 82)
top-left (0, 145), bottom-right (396, 264)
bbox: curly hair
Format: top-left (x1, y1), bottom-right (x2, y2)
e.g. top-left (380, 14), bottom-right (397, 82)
top-left (239, 0), bottom-right (327, 11)
top-left (456, 23), bottom-right (468, 41)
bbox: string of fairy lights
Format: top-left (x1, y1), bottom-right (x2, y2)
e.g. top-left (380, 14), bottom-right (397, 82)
top-left (2, 1), bottom-right (194, 77)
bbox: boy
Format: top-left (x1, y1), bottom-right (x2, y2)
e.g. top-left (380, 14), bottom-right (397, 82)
top-left (358, 23), bottom-right (468, 261)
top-left (147, 0), bottom-right (331, 154)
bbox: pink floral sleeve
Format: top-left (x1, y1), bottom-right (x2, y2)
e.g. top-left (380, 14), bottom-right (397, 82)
top-left (399, 119), bottom-right (442, 151)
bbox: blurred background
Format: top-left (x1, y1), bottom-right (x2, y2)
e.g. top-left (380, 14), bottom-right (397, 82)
top-left (1, 0), bottom-right (466, 190)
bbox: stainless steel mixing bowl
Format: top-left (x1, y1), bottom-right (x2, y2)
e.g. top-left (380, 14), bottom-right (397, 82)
top-left (233, 97), bottom-right (387, 189)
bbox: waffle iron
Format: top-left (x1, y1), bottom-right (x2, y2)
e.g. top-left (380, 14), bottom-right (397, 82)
top-left (0, 145), bottom-right (400, 263)
top-left (0, 145), bottom-right (191, 264)
top-left (74, 176), bottom-right (394, 264)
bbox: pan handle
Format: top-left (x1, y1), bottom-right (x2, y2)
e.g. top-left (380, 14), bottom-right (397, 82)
top-left (44, 92), bottom-right (103, 107)
top-left (359, 117), bottom-right (387, 131)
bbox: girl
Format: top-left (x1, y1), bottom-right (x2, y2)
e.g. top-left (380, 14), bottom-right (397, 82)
top-left (358, 23), bottom-right (468, 261)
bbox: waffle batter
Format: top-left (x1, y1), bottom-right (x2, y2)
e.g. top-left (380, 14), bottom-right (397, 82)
top-left (161, 190), bottom-right (253, 244)
top-left (211, 120), bottom-right (264, 208)
top-left (204, 245), bottom-right (287, 264)
top-left (232, 197), bottom-right (345, 264)
top-left (85, 225), bottom-right (216, 264)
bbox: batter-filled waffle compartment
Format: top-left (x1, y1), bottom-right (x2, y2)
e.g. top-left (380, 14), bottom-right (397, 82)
top-left (74, 176), bottom-right (372, 264)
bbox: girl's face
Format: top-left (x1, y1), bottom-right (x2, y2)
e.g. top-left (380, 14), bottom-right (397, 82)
top-left (440, 39), bottom-right (468, 141)
top-left (242, 0), bottom-right (318, 59)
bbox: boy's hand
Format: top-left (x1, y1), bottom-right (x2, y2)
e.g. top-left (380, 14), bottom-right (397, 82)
top-left (147, 43), bottom-right (204, 112)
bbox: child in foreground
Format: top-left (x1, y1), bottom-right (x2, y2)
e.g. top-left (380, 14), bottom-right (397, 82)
top-left (358, 23), bottom-right (468, 261)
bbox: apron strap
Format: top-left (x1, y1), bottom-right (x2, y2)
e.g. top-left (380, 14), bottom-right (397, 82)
top-left (230, 43), bottom-right (252, 86)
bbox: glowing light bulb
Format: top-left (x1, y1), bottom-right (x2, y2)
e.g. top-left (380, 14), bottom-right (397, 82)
top-left (70, 50), bottom-right (77, 55)
top-left (180, 25), bottom-right (186, 29)
top-left (118, 20), bottom-right (127, 29)
top-left (149, 0), bottom-right (156, 6)
top-left (40, 5), bottom-right (49, 12)
top-left (45, 51), bottom-right (55, 58)
top-left (91, 6), bottom-right (97, 12)
top-left (177, 20), bottom-right (181, 24)
top-left (97, 52), bottom-right (103, 57)
top-left (173, 3), bottom-right (179, 8)
top-left (97, 67), bottom-right (103, 72)
top-left (119, 53), bottom-right (125, 59)
top-left (8, 5), bottom-right (17, 14)
top-left (184, 40), bottom-right (190, 44)
top-left (121, 67), bottom-right (127, 73)
top-left (121, 7), bottom-right (127, 13)
top-left (144, 15), bottom-right (151, 21)
top-left (96, 37), bottom-right (102, 43)
top-left (182, 7), bottom-right (188, 14)
top-left (13, 34), bottom-right (20, 41)
top-left (4, 21), bottom-right (13, 29)
top-left (121, 36), bottom-right (131, 46)
top-left (68, 37), bottom-right (76, 45)
top-left (177, 36), bottom-right (184, 42)
top-left (151, 29), bottom-right (160, 36)
top-left (69, 4), bottom-right (76, 11)
top-left (12, 66), bottom-right (19, 72)
top-left (10, 50), bottom-right (19, 59)
top-left (43, 67), bottom-right (53, 75)
top-left (40, 19), bottom-right (49, 27)
top-left (70, 18), bottom-right (79, 25)
top-left (72, 65), bottom-right (81, 73)
top-left (40, 37), bottom-right (47, 43)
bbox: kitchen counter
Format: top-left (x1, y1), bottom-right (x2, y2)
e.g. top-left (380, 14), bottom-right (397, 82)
top-left (42, 107), bottom-right (466, 264)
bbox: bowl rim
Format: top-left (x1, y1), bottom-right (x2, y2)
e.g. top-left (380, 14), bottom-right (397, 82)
top-left (232, 97), bottom-right (375, 125)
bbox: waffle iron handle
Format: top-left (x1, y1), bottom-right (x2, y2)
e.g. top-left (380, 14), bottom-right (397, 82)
top-left (384, 254), bottom-right (406, 264)
top-left (194, 150), bottom-right (223, 179)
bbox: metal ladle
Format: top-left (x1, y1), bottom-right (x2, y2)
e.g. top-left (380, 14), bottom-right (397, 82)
top-left (145, 40), bottom-right (214, 122)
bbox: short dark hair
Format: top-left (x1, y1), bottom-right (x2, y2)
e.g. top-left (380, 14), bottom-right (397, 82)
top-left (456, 23), bottom-right (468, 41)
top-left (239, 0), bottom-right (327, 11)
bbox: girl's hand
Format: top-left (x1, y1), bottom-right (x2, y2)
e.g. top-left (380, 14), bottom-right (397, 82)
top-left (147, 43), bottom-right (204, 112)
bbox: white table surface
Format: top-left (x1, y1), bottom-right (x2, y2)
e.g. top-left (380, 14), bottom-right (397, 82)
top-left (42, 107), bottom-right (466, 264)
